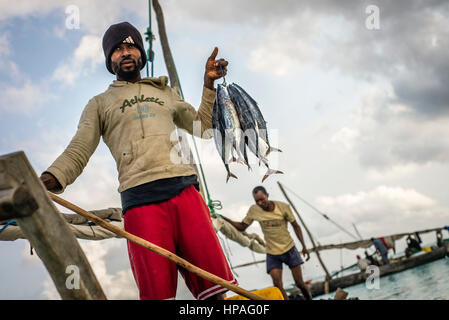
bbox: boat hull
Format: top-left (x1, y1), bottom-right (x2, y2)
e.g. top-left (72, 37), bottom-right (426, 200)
top-left (303, 246), bottom-right (448, 297)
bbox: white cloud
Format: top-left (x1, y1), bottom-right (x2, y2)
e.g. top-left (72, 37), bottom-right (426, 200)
top-left (21, 241), bottom-right (42, 268)
top-left (247, 16), bottom-right (321, 76)
top-left (314, 185), bottom-right (447, 240)
top-left (330, 127), bottom-right (359, 151)
top-left (58, 151), bottom-right (121, 210)
top-left (329, 85), bottom-right (449, 178)
top-left (41, 239), bottom-right (138, 300)
top-left (0, 81), bottom-right (55, 115)
top-left (52, 35), bottom-right (103, 85)
top-left (0, 0), bottom-right (62, 21)
top-left (0, 33), bottom-right (53, 115)
top-left (365, 163), bottom-right (421, 181)
top-left (0, 0), bottom-right (146, 34)
top-left (0, 33), bottom-right (21, 80)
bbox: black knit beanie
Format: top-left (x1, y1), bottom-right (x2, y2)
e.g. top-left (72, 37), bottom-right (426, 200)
top-left (102, 22), bottom-right (147, 74)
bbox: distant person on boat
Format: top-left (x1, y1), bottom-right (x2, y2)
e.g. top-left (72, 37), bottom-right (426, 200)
top-left (371, 238), bottom-right (390, 265)
top-left (38, 21), bottom-right (235, 300)
top-left (364, 250), bottom-right (379, 266)
top-left (356, 255), bottom-right (370, 271)
top-left (407, 235), bottom-right (422, 252)
top-left (436, 230), bottom-right (444, 248)
top-left (380, 236), bottom-right (396, 254)
top-left (221, 186), bottom-right (312, 300)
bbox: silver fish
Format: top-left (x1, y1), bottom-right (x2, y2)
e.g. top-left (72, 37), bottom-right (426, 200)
top-left (256, 136), bottom-right (284, 182)
top-left (217, 84), bottom-right (249, 169)
top-left (229, 83), bottom-right (283, 182)
top-left (212, 98), bottom-right (237, 182)
top-left (231, 83), bottom-right (282, 157)
top-left (228, 84), bottom-right (260, 162)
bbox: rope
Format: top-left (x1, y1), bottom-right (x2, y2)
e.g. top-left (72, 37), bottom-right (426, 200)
top-left (145, 0), bottom-right (154, 77)
top-left (144, 0), bottom-right (222, 215)
top-left (0, 220), bottom-right (17, 233)
top-left (168, 37), bottom-right (222, 217)
top-left (219, 64), bottom-right (226, 85)
top-left (282, 184), bottom-right (359, 240)
top-left (216, 232), bottom-right (238, 277)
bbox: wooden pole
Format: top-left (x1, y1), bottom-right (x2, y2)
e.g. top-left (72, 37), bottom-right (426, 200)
top-left (0, 151), bottom-right (106, 300)
top-left (152, 0), bottom-right (207, 202)
top-left (49, 192), bottom-right (267, 301)
top-left (152, 0), bottom-right (181, 95)
top-left (277, 181), bottom-right (332, 280)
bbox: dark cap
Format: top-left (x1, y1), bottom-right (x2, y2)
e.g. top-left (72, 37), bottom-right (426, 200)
top-left (102, 21), bottom-right (147, 74)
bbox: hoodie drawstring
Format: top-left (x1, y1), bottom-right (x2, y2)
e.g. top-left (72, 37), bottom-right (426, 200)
top-left (137, 83), bottom-right (145, 138)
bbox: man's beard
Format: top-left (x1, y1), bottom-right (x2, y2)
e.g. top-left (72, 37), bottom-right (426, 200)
top-left (112, 57), bottom-right (143, 80)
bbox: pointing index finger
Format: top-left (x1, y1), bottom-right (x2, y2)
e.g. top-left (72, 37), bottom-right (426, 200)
top-left (208, 47), bottom-right (218, 61)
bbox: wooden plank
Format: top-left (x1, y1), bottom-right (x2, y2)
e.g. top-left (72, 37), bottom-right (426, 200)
top-left (0, 151), bottom-right (106, 300)
top-left (0, 186), bottom-right (38, 220)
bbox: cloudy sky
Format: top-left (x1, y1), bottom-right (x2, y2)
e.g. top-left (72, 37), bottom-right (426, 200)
top-left (1, 0), bottom-right (449, 299)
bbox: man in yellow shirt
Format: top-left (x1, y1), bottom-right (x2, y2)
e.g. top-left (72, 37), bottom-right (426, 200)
top-left (222, 186), bottom-right (312, 300)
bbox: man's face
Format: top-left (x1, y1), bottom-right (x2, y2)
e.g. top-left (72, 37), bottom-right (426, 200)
top-left (253, 190), bottom-right (270, 210)
top-left (110, 43), bottom-right (142, 78)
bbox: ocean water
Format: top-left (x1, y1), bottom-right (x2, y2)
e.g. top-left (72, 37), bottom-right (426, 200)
top-left (314, 257), bottom-right (449, 300)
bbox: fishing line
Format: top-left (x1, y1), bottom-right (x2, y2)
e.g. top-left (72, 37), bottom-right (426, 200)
top-left (217, 232), bottom-right (239, 277)
top-left (282, 184), bottom-right (358, 240)
top-left (219, 64), bottom-right (226, 85)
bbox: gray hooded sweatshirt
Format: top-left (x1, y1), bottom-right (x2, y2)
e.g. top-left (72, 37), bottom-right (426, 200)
top-left (45, 76), bottom-right (215, 193)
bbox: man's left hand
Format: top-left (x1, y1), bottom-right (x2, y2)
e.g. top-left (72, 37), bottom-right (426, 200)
top-left (204, 47), bottom-right (228, 89)
top-left (302, 247), bottom-right (310, 261)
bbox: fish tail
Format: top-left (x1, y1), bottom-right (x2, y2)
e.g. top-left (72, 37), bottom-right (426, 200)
top-left (258, 156), bottom-right (268, 166)
top-left (225, 164), bottom-right (238, 183)
top-left (265, 147), bottom-right (282, 157)
top-left (243, 138), bottom-right (251, 171)
top-left (262, 168), bottom-right (284, 183)
top-left (226, 171), bottom-right (238, 183)
top-left (236, 156), bottom-right (248, 166)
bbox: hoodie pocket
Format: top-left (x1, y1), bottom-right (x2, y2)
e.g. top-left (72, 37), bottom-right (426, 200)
top-left (132, 135), bottom-right (178, 171)
top-left (117, 146), bottom-right (134, 172)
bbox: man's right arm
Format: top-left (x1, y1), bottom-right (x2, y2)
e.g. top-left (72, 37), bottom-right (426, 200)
top-left (40, 97), bottom-right (102, 193)
top-left (220, 215), bottom-right (249, 232)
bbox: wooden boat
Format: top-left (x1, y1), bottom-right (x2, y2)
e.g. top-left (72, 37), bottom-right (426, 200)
top-left (287, 244), bottom-right (448, 298)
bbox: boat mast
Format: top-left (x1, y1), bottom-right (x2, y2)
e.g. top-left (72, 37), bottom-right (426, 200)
top-left (278, 181), bottom-right (332, 280)
top-left (151, 0), bottom-right (208, 201)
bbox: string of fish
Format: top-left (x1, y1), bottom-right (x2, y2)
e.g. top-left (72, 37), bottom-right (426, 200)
top-left (212, 64), bottom-right (283, 183)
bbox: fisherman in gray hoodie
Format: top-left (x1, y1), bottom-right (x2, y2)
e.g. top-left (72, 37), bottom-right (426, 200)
top-left (40, 22), bottom-right (236, 300)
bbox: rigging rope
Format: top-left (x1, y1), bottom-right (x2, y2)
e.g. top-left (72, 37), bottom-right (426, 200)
top-left (282, 184), bottom-right (359, 240)
top-left (145, 0), bottom-right (154, 77)
top-left (144, 0), bottom-right (222, 217)
top-left (0, 220), bottom-right (17, 233)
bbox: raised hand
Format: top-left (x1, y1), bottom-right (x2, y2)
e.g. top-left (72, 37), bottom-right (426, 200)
top-left (204, 47), bottom-right (228, 89)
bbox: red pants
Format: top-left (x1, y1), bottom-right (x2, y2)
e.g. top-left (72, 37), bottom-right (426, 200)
top-left (123, 185), bottom-right (237, 300)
